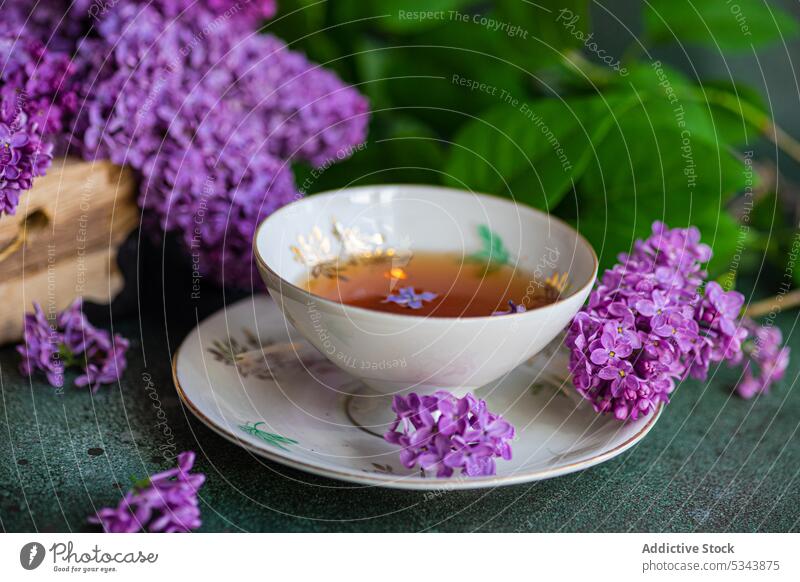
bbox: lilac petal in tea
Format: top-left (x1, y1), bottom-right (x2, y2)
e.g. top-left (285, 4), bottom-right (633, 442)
top-left (383, 287), bottom-right (438, 309)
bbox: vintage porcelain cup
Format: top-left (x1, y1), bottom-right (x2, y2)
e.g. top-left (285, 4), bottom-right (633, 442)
top-left (254, 185), bottom-right (598, 395)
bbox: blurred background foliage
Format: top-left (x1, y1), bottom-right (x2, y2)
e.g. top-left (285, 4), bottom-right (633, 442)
top-left (267, 0), bottom-right (800, 283)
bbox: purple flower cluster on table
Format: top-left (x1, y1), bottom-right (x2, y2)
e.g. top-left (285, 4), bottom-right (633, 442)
top-left (89, 451), bottom-right (205, 533)
top-left (385, 391), bottom-right (515, 477)
top-left (383, 287), bottom-right (438, 309)
top-left (738, 318), bottom-right (790, 399)
top-left (566, 221), bottom-right (790, 420)
top-left (17, 300), bottom-right (129, 392)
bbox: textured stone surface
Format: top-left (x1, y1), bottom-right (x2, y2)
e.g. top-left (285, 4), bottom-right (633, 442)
top-left (0, 248), bottom-right (798, 532)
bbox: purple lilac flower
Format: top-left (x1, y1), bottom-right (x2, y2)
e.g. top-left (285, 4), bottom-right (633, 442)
top-left (1, 0), bottom-right (368, 287)
top-left (590, 331), bottom-right (633, 366)
top-left (0, 1), bottom-right (94, 47)
top-left (155, 0), bottom-right (277, 30)
top-left (384, 391), bottom-right (515, 477)
top-left (0, 109), bottom-right (53, 215)
top-left (567, 222), bottom-right (790, 420)
top-left (0, 22), bottom-right (76, 214)
top-left (0, 0), bottom-right (275, 45)
top-left (737, 318), bottom-right (791, 399)
top-left (17, 302), bottom-right (65, 387)
top-left (383, 287), bottom-right (438, 309)
top-left (140, 101), bottom-right (299, 287)
top-left (492, 300), bottom-right (526, 316)
top-left (68, 2), bottom-right (368, 288)
top-left (73, 6), bottom-right (368, 169)
top-left (17, 300), bottom-right (129, 392)
top-left (0, 28), bottom-right (79, 136)
top-left (89, 451), bottom-right (206, 533)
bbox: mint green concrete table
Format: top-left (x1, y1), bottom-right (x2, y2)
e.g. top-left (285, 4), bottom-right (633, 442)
top-left (1, 275), bottom-right (798, 532)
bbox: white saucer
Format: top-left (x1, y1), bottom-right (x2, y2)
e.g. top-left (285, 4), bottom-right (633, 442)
top-left (172, 295), bottom-right (662, 490)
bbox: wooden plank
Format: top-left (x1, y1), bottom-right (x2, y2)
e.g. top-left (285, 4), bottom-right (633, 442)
top-left (0, 157), bottom-right (138, 344)
top-left (0, 157), bottom-right (138, 277)
top-left (0, 243), bottom-right (125, 345)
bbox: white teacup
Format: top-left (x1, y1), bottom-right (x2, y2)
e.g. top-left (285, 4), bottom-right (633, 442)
top-left (254, 185), bottom-right (597, 395)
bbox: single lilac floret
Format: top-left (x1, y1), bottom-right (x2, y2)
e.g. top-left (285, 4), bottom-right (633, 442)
top-left (384, 391), bottom-right (514, 478)
top-left (492, 300), bottom-right (526, 316)
top-left (88, 451), bottom-right (206, 533)
top-left (383, 287), bottom-right (438, 310)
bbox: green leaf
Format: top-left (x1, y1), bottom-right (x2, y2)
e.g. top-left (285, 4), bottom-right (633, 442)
top-left (300, 115), bottom-right (446, 192)
top-left (372, 0), bottom-right (482, 33)
top-left (353, 37), bottom-right (392, 108)
top-left (270, 0), bottom-right (327, 34)
top-left (609, 63), bottom-right (721, 144)
top-left (130, 475), bottom-right (151, 491)
top-left (57, 343), bottom-right (78, 368)
top-left (607, 63), bottom-right (768, 153)
top-left (377, 49), bottom-right (525, 136)
top-left (699, 81), bottom-right (768, 146)
top-left (495, 0), bottom-right (591, 68)
top-left (370, 12), bottom-right (536, 135)
top-left (644, 0), bottom-right (799, 50)
top-left (576, 89), bottom-right (751, 275)
top-left (444, 94), bottom-right (632, 210)
top-left (268, 0), bottom-right (357, 79)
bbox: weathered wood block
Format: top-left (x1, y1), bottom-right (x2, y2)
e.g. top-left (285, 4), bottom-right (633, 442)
top-left (0, 157), bottom-right (139, 344)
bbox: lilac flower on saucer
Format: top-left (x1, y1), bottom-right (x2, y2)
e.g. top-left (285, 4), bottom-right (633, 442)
top-left (89, 451), bottom-right (206, 533)
top-left (383, 287), bottom-right (438, 309)
top-left (384, 391), bottom-right (515, 478)
top-left (492, 300), bottom-right (526, 316)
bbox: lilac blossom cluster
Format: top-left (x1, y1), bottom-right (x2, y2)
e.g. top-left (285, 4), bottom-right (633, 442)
top-left (739, 318), bottom-right (790, 399)
top-left (89, 451), bottom-right (206, 533)
top-left (0, 25), bottom-right (77, 214)
top-left (17, 300), bottom-right (129, 392)
top-left (1, 0), bottom-right (368, 287)
top-left (0, 107), bottom-right (53, 215)
top-left (1, 1), bottom-right (275, 48)
top-left (68, 1), bottom-right (368, 287)
top-left (566, 221), bottom-right (789, 420)
top-left (124, 0), bottom-right (277, 29)
top-left (384, 391), bottom-right (515, 477)
top-left (0, 30), bottom-right (78, 135)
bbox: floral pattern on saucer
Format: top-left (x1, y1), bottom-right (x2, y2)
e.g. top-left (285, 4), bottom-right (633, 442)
top-left (174, 295), bottom-right (662, 490)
